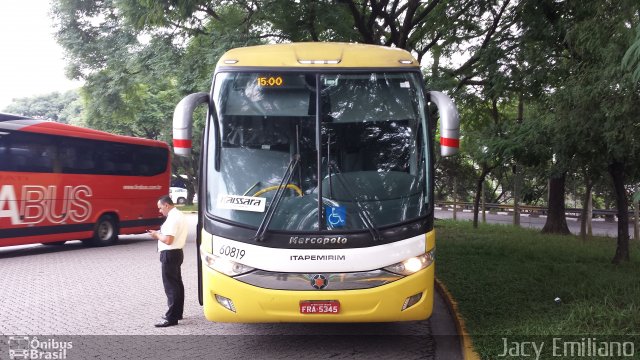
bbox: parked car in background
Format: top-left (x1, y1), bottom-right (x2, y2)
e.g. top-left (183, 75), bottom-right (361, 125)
top-left (169, 187), bottom-right (197, 204)
top-left (169, 187), bottom-right (188, 204)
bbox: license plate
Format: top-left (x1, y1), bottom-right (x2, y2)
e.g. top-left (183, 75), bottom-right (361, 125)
top-left (300, 300), bottom-right (340, 314)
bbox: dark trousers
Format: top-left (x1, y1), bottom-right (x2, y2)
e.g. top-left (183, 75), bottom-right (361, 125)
top-left (160, 249), bottom-right (184, 322)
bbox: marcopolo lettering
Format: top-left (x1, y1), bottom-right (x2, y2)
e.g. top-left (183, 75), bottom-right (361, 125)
top-left (289, 236), bottom-right (348, 245)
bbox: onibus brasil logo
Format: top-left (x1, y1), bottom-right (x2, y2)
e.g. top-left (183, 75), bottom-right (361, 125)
top-left (7, 336), bottom-right (73, 360)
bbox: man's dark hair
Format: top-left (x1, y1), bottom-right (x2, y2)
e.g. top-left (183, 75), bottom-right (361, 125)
top-left (159, 195), bottom-right (174, 206)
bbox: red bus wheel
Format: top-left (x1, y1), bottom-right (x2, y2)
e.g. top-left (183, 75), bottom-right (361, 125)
top-left (84, 215), bottom-right (119, 247)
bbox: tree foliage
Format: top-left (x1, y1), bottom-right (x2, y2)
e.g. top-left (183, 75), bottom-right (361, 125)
top-left (515, 0), bottom-right (640, 261)
top-left (50, 0), bottom-right (640, 261)
top-left (623, 23), bottom-right (640, 82)
top-left (3, 90), bottom-right (82, 124)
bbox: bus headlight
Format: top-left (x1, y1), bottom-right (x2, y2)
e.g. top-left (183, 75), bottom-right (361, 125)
top-left (383, 250), bottom-right (435, 276)
top-left (201, 250), bottom-right (255, 276)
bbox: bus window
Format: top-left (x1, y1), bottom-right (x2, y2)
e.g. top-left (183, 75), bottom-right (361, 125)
top-left (134, 146), bottom-right (169, 176)
top-left (7, 132), bottom-right (56, 173)
top-left (100, 143), bottom-right (133, 176)
top-left (222, 73), bottom-right (313, 117)
top-left (0, 131), bottom-right (8, 170)
top-left (322, 74), bottom-right (417, 123)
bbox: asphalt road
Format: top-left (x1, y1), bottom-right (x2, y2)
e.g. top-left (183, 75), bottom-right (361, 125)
top-left (0, 214), bottom-right (462, 360)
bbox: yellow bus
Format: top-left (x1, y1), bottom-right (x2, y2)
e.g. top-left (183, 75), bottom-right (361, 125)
top-left (173, 42), bottom-right (460, 322)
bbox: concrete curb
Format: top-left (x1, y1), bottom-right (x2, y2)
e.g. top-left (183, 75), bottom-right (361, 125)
top-left (435, 278), bottom-right (481, 360)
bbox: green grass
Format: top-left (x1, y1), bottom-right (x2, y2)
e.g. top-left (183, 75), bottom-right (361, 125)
top-left (176, 204), bottom-right (198, 212)
top-left (435, 220), bottom-right (640, 359)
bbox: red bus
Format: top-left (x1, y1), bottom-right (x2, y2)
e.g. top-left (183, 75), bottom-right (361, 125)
top-left (0, 113), bottom-right (170, 247)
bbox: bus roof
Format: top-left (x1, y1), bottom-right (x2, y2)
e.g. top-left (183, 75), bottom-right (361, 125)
top-left (217, 42), bottom-right (419, 69)
top-left (0, 113), bottom-right (29, 121)
top-left (0, 114), bottom-right (168, 148)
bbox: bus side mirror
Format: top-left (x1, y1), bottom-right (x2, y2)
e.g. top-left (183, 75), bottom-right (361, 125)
top-left (428, 91), bottom-right (460, 157)
top-left (173, 92), bottom-right (210, 157)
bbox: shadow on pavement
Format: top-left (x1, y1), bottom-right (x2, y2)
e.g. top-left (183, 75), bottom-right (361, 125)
top-left (0, 235), bottom-right (151, 259)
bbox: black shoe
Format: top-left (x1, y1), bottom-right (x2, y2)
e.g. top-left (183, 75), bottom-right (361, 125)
top-left (154, 319), bottom-right (178, 327)
top-left (162, 315), bottom-right (183, 320)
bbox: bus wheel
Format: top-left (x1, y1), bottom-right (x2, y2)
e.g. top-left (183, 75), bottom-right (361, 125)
top-left (85, 215), bottom-right (119, 247)
top-left (177, 197), bottom-right (186, 205)
top-left (42, 241), bottom-right (66, 246)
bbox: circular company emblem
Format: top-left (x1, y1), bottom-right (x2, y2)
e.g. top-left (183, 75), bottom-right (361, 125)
top-left (310, 274), bottom-right (328, 290)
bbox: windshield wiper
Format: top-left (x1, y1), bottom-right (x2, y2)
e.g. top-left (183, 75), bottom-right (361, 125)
top-left (254, 154), bottom-right (300, 242)
top-left (328, 161), bottom-right (382, 242)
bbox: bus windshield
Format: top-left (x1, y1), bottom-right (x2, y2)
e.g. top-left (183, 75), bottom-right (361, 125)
top-left (207, 71), bottom-right (430, 233)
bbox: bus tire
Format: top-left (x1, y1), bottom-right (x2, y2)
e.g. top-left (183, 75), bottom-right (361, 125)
top-left (84, 215), bottom-right (119, 247)
top-left (177, 197), bottom-right (186, 205)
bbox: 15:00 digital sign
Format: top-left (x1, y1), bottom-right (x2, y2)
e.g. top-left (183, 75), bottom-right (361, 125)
top-left (257, 76), bottom-right (283, 87)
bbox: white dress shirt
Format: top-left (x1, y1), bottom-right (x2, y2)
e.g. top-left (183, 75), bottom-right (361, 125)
top-left (158, 207), bottom-right (188, 251)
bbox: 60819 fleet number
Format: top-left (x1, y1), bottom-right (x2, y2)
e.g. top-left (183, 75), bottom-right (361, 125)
top-left (219, 245), bottom-right (245, 259)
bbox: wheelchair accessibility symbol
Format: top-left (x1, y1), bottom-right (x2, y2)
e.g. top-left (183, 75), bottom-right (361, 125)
top-left (325, 206), bottom-right (346, 228)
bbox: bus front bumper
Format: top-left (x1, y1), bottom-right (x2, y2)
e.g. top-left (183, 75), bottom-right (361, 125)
top-left (202, 264), bottom-right (434, 323)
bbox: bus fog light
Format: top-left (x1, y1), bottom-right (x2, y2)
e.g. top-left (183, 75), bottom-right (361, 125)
top-left (215, 294), bottom-right (236, 312)
top-left (384, 250), bottom-right (435, 276)
top-left (402, 293), bottom-right (423, 311)
top-left (201, 246), bottom-right (254, 276)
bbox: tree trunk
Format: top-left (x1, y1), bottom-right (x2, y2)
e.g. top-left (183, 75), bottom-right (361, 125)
top-left (482, 180), bottom-right (486, 223)
top-left (513, 165), bottom-right (521, 226)
top-left (473, 164), bottom-right (491, 228)
top-left (634, 198), bottom-right (639, 241)
top-left (587, 194), bottom-right (593, 237)
top-left (542, 173), bottom-right (571, 234)
top-left (453, 178), bottom-right (458, 221)
top-left (513, 95), bottom-right (523, 226)
top-left (580, 173), bottom-right (593, 239)
top-left (609, 161), bottom-right (630, 264)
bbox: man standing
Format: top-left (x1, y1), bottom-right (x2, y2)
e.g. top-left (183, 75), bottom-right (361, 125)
top-left (148, 195), bottom-right (188, 327)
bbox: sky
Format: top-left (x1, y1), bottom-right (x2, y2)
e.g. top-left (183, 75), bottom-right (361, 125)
top-left (0, 0), bottom-right (83, 111)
